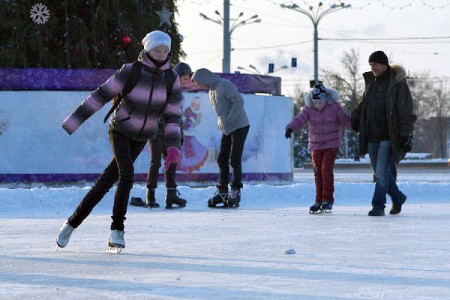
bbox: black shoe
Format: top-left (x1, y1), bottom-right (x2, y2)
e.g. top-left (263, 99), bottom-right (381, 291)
top-left (130, 197), bottom-right (146, 207)
top-left (145, 189), bottom-right (160, 208)
top-left (368, 208), bottom-right (385, 216)
top-left (390, 192), bottom-right (407, 215)
top-left (226, 189), bottom-right (240, 208)
top-left (165, 188), bottom-right (187, 209)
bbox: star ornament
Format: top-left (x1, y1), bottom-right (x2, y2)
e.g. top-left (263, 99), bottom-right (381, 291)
top-left (30, 3), bottom-right (50, 25)
top-left (156, 6), bottom-right (173, 27)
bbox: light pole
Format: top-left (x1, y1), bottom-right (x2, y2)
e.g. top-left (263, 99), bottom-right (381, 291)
top-left (200, 0), bottom-right (261, 73)
top-left (281, 2), bottom-right (350, 84)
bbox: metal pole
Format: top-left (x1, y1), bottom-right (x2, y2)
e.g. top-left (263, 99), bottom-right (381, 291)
top-left (313, 22), bottom-right (318, 84)
top-left (222, 0), bottom-right (231, 73)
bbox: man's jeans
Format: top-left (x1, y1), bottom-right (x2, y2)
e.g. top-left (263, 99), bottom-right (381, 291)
top-left (368, 141), bottom-right (402, 210)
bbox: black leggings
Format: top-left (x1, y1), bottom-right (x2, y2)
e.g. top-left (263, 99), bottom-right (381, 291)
top-left (217, 126), bottom-right (249, 189)
top-left (147, 134), bottom-right (177, 189)
top-left (68, 128), bottom-right (147, 231)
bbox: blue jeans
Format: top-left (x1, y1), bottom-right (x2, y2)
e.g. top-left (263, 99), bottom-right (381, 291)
top-left (368, 141), bottom-right (402, 210)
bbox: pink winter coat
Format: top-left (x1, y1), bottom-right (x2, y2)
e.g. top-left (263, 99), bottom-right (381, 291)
top-left (286, 88), bottom-right (351, 151)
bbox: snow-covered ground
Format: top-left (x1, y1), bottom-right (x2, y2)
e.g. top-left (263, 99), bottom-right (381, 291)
top-left (1, 167), bottom-right (449, 299)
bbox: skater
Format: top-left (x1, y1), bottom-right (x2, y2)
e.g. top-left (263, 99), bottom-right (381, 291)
top-left (351, 50), bottom-right (416, 216)
top-left (130, 62), bottom-right (193, 209)
top-left (56, 30), bottom-right (182, 251)
top-left (191, 68), bottom-right (250, 208)
top-left (285, 83), bottom-right (351, 213)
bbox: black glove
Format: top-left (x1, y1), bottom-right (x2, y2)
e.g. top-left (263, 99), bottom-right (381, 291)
top-left (400, 135), bottom-right (413, 152)
top-left (285, 127), bottom-right (293, 139)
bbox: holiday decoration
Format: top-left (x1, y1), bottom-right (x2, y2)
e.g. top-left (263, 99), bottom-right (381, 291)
top-left (122, 35), bottom-right (131, 45)
top-left (156, 6), bottom-right (173, 27)
top-left (30, 3), bottom-right (50, 25)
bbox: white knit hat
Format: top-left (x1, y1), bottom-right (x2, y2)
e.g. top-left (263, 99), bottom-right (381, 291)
top-left (142, 30), bottom-right (171, 53)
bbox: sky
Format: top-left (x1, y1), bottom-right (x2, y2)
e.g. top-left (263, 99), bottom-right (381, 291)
top-left (176, 0), bottom-right (450, 96)
top-left (1, 166), bottom-right (450, 299)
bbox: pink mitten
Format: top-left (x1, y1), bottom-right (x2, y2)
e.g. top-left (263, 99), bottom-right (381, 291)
top-left (164, 147), bottom-right (181, 170)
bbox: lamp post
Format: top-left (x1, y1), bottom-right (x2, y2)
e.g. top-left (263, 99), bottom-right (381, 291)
top-left (200, 0), bottom-right (261, 73)
top-left (281, 2), bottom-right (350, 84)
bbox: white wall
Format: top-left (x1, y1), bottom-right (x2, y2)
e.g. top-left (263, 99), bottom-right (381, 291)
top-left (0, 91), bottom-right (293, 181)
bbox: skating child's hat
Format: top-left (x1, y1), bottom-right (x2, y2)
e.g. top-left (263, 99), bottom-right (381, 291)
top-left (368, 50), bottom-right (389, 65)
top-left (311, 83), bottom-right (327, 102)
top-left (142, 30), bottom-right (171, 53)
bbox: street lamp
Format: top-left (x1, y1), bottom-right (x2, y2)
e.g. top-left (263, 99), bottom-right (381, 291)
top-left (236, 66), bottom-right (259, 75)
top-left (249, 64), bottom-right (262, 75)
top-left (200, 0), bottom-right (261, 73)
top-left (281, 2), bottom-right (351, 84)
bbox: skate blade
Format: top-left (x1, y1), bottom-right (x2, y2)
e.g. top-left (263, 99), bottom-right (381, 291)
top-left (309, 210), bottom-right (323, 214)
top-left (322, 209), bottom-right (332, 213)
top-left (165, 204), bottom-right (186, 210)
top-left (107, 245), bottom-right (124, 254)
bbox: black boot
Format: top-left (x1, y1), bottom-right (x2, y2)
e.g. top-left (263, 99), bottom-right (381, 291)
top-left (207, 185), bottom-right (228, 208)
top-left (145, 189), bottom-right (160, 208)
top-left (390, 192), bottom-right (407, 215)
top-left (226, 187), bottom-right (240, 208)
top-left (165, 188), bottom-right (187, 209)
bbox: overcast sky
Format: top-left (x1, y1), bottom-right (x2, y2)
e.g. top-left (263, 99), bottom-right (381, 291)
top-left (176, 0), bottom-right (450, 95)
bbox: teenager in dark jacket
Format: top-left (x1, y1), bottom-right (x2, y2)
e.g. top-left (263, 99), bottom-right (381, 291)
top-left (191, 68), bottom-right (250, 208)
top-left (130, 62), bottom-right (192, 209)
top-left (351, 51), bottom-right (417, 216)
top-left (56, 30), bottom-right (182, 251)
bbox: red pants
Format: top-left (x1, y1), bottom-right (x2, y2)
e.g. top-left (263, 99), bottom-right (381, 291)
top-left (312, 148), bottom-right (338, 203)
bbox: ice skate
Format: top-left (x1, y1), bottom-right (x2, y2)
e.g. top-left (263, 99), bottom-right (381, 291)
top-left (309, 202), bottom-right (322, 214)
top-left (321, 202), bottom-right (333, 213)
top-left (165, 188), bottom-right (187, 209)
top-left (226, 188), bottom-right (240, 208)
top-left (207, 185), bottom-right (228, 208)
top-left (145, 189), bottom-right (161, 208)
top-left (56, 221), bottom-right (75, 249)
top-left (107, 230), bottom-right (125, 253)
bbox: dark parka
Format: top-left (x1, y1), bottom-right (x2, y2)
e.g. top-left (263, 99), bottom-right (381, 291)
top-left (350, 65), bottom-right (417, 163)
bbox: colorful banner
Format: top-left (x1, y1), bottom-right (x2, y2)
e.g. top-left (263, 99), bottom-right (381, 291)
top-left (0, 91), bottom-right (293, 183)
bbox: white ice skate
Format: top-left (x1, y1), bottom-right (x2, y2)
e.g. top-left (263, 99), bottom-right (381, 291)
top-left (107, 230), bottom-right (125, 253)
top-left (56, 221), bottom-right (75, 250)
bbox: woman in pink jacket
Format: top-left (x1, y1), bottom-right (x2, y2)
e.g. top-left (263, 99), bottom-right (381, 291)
top-left (285, 83), bottom-right (351, 214)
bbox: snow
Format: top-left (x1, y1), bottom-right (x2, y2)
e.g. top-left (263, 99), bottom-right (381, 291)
top-left (1, 167), bottom-right (450, 299)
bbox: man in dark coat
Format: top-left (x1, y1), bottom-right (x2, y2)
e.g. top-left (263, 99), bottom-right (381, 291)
top-left (351, 50), bottom-right (417, 216)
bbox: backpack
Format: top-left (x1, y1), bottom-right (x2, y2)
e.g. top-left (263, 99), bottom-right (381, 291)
top-left (103, 61), bottom-right (177, 123)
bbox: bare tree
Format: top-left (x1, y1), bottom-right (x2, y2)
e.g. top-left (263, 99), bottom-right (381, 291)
top-left (410, 74), bottom-right (450, 158)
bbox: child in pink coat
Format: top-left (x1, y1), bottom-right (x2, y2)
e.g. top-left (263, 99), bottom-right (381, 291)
top-left (285, 83), bottom-right (351, 213)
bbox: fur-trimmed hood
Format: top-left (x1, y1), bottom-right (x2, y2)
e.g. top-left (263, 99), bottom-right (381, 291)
top-left (304, 87), bottom-right (340, 107)
top-left (363, 64), bottom-right (407, 86)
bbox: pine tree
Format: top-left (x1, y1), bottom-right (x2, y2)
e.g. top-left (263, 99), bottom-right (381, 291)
top-left (0, 0), bottom-right (184, 68)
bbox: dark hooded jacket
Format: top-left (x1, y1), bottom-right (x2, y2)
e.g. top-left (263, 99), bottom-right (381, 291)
top-left (191, 68), bottom-right (249, 135)
top-left (351, 65), bottom-right (417, 162)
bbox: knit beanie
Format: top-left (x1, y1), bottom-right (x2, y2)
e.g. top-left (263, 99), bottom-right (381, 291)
top-left (368, 51), bottom-right (389, 65)
top-left (142, 30), bottom-right (171, 53)
top-left (311, 83), bottom-right (327, 101)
